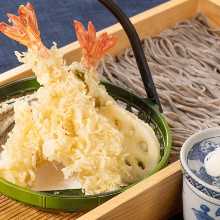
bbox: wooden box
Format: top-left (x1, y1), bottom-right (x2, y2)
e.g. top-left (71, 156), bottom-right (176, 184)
top-left (0, 0), bottom-right (220, 219)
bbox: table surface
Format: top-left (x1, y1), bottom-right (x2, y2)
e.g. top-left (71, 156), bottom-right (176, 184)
top-left (0, 1), bottom-right (183, 220)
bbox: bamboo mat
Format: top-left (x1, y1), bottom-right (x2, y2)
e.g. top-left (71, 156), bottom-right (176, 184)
top-left (0, 194), bottom-right (84, 220)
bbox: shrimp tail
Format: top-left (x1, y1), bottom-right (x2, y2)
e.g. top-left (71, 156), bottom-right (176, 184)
top-left (0, 2), bottom-right (48, 57)
top-left (73, 20), bottom-right (117, 69)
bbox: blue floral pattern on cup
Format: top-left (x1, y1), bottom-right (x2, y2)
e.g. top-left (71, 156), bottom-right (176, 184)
top-left (187, 137), bottom-right (220, 189)
top-left (185, 174), bottom-right (220, 199)
top-left (192, 204), bottom-right (220, 220)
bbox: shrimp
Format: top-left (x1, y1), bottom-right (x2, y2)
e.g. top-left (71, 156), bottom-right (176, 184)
top-left (74, 20), bottom-right (117, 69)
top-left (0, 2), bottom-right (66, 86)
top-left (0, 3), bottom-right (127, 194)
top-left (0, 2), bottom-right (48, 57)
top-left (73, 21), bottom-right (160, 183)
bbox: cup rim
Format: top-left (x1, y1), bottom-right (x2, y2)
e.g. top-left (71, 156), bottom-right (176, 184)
top-left (180, 127), bottom-right (220, 193)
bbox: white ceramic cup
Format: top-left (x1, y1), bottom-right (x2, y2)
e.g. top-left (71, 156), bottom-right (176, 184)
top-left (180, 127), bottom-right (220, 220)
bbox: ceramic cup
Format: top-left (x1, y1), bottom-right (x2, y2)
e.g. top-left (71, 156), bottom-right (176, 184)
top-left (180, 127), bottom-right (220, 220)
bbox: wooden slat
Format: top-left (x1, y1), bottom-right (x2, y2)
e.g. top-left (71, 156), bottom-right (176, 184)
top-left (199, 0), bottom-right (220, 27)
top-left (78, 161), bottom-right (182, 220)
top-left (0, 194), bottom-right (83, 220)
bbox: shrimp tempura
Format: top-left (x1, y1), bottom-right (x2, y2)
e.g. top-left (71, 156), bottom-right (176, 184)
top-left (0, 2), bottom-right (65, 86)
top-left (73, 20), bottom-right (160, 184)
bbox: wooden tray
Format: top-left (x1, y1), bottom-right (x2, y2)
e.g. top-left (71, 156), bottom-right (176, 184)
top-left (0, 0), bottom-right (220, 219)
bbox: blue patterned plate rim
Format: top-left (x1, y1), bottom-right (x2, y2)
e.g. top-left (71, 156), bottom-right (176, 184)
top-left (180, 127), bottom-right (220, 193)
